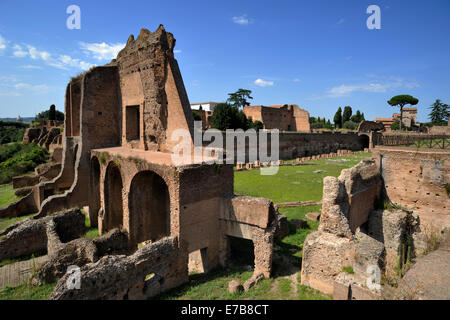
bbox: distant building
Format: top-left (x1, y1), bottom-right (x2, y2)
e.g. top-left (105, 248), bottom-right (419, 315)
top-left (243, 104), bottom-right (310, 132)
top-left (375, 107), bottom-right (418, 131)
top-left (16, 115), bottom-right (23, 123)
top-left (190, 102), bottom-right (222, 112)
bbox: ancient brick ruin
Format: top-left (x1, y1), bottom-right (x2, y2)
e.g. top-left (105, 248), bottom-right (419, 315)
top-left (300, 147), bottom-right (449, 300)
top-left (243, 104), bottom-right (310, 132)
top-left (0, 26), bottom-right (279, 299)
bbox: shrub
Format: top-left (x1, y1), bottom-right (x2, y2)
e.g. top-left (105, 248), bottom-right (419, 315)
top-left (0, 143), bottom-right (49, 184)
top-left (391, 121), bottom-right (400, 131)
top-left (343, 121), bottom-right (358, 130)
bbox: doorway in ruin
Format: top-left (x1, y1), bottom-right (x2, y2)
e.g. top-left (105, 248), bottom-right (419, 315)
top-left (104, 163), bottom-right (124, 231)
top-left (188, 248), bottom-right (208, 274)
top-left (228, 236), bottom-right (255, 268)
top-left (361, 134), bottom-right (370, 149)
top-left (129, 170), bottom-right (170, 246)
top-left (89, 157), bottom-right (101, 227)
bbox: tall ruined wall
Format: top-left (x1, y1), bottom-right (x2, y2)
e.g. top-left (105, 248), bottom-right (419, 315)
top-left (290, 105), bottom-right (310, 132)
top-left (116, 26), bottom-right (194, 152)
top-left (372, 147), bottom-right (450, 231)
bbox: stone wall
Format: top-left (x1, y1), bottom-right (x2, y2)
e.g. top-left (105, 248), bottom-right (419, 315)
top-left (372, 146), bottom-right (450, 231)
top-left (208, 131), bottom-right (368, 163)
top-left (50, 236), bottom-right (188, 300)
top-left (0, 209), bottom-right (84, 261)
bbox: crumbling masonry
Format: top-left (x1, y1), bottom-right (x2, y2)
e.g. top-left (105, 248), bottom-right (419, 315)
top-left (0, 26), bottom-right (278, 299)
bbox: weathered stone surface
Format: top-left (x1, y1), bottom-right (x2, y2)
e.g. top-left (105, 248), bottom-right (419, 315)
top-left (301, 231), bottom-right (355, 295)
top-left (290, 219), bottom-right (308, 229)
top-left (243, 272), bottom-right (264, 292)
top-left (396, 236), bottom-right (450, 300)
top-left (275, 214), bottom-right (289, 239)
top-left (0, 209), bottom-right (84, 261)
top-left (319, 160), bottom-right (381, 238)
top-left (372, 147), bottom-right (450, 231)
top-left (50, 236), bottom-right (188, 300)
top-left (228, 279), bottom-right (243, 294)
top-left (306, 212), bottom-right (321, 222)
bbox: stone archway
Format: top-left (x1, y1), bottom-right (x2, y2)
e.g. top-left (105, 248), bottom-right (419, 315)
top-left (360, 134), bottom-right (370, 149)
top-left (104, 163), bottom-right (124, 232)
top-left (89, 157), bottom-right (101, 227)
top-left (128, 170), bottom-right (170, 246)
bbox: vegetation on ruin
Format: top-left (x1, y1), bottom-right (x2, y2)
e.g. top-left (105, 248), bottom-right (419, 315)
top-left (155, 263), bottom-right (330, 300)
top-left (342, 266), bottom-right (355, 274)
top-left (0, 121), bottom-right (29, 144)
top-left (275, 205), bottom-right (321, 261)
top-left (0, 142), bottom-right (49, 184)
top-left (0, 282), bottom-right (55, 300)
top-left (81, 209), bottom-right (99, 239)
top-left (0, 213), bottom-right (35, 233)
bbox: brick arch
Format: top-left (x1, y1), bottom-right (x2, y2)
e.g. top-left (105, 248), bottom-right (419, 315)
top-left (128, 170), bottom-right (170, 247)
top-left (359, 133), bottom-right (371, 149)
top-left (104, 162), bottom-right (124, 232)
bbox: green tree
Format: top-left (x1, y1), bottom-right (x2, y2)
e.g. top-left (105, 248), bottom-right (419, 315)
top-left (334, 107), bottom-right (343, 129)
top-left (227, 89), bottom-right (253, 109)
top-left (49, 104), bottom-right (56, 121)
top-left (210, 103), bottom-right (249, 131)
top-left (192, 110), bottom-right (202, 121)
top-left (428, 99), bottom-right (449, 126)
top-left (391, 121), bottom-right (400, 131)
top-left (342, 106), bottom-right (352, 123)
top-left (35, 106), bottom-right (64, 122)
top-left (387, 95), bottom-right (419, 131)
top-left (343, 121), bottom-right (357, 130)
top-left (351, 110), bottom-right (363, 123)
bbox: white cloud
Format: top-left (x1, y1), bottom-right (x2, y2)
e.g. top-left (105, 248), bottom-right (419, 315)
top-left (13, 45), bottom-right (27, 57)
top-left (337, 18), bottom-right (345, 25)
top-left (11, 43), bottom-right (94, 70)
top-left (79, 42), bottom-right (125, 61)
top-left (19, 65), bottom-right (42, 70)
top-left (293, 78), bottom-right (301, 83)
top-left (14, 82), bottom-right (52, 92)
top-left (312, 77), bottom-right (420, 100)
top-left (0, 35), bottom-right (7, 52)
top-left (174, 49), bottom-right (182, 54)
top-left (254, 78), bottom-right (274, 87)
top-left (232, 14), bottom-right (253, 25)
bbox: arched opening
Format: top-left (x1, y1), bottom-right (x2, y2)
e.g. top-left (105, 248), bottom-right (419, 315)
top-left (89, 157), bottom-right (101, 227)
top-left (361, 134), bottom-right (370, 149)
top-left (129, 171), bottom-right (170, 246)
top-left (104, 162), bottom-right (124, 232)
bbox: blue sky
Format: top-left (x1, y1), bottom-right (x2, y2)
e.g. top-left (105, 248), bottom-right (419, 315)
top-left (0, 0), bottom-right (449, 122)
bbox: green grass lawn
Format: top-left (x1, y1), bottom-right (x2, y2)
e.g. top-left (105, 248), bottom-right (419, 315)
top-left (0, 283), bottom-right (55, 300)
top-left (276, 205), bottom-right (321, 261)
top-left (234, 152), bottom-right (372, 203)
top-left (0, 184), bottom-right (16, 208)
